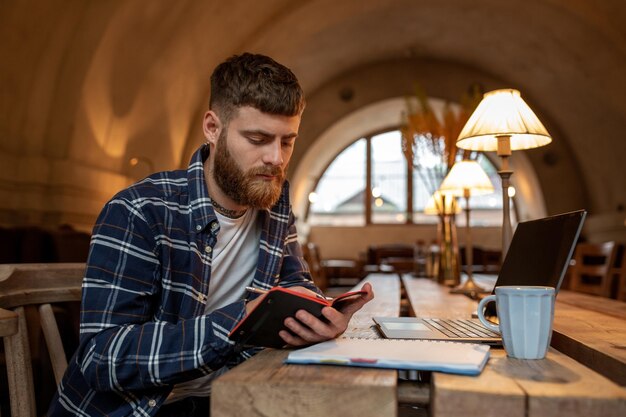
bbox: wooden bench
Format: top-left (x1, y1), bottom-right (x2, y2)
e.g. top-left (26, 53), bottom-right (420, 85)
top-left (0, 263), bottom-right (84, 417)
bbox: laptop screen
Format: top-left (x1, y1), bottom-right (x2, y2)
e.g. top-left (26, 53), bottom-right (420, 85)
top-left (494, 209), bottom-right (587, 292)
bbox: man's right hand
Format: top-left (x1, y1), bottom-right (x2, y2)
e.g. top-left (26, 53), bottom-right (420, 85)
top-left (279, 283), bottom-right (374, 347)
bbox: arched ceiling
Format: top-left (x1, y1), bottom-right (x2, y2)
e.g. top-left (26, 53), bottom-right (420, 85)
top-left (1, 0), bottom-right (625, 231)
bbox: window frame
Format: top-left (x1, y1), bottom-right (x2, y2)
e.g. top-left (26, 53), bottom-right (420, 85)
top-left (306, 127), bottom-right (514, 226)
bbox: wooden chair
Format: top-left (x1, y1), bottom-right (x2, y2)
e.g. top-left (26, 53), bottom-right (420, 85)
top-left (302, 242), bottom-right (328, 291)
top-left (380, 257), bottom-right (415, 274)
top-left (0, 263), bottom-right (84, 417)
top-left (303, 242), bottom-right (362, 291)
top-left (568, 242), bottom-right (617, 297)
top-left (479, 249), bottom-right (502, 273)
top-left (614, 244), bottom-right (626, 301)
top-left (323, 258), bottom-right (363, 288)
top-left (366, 244), bottom-right (414, 267)
top-left (364, 244), bottom-right (415, 276)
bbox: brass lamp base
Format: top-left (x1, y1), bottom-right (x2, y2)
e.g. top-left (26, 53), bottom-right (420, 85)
top-left (450, 275), bottom-right (490, 295)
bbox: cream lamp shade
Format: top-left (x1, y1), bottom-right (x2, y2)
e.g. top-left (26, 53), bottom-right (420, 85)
top-left (455, 88), bottom-right (551, 259)
top-left (456, 89), bottom-right (551, 152)
top-left (439, 160), bottom-right (495, 197)
top-left (424, 191), bottom-right (461, 215)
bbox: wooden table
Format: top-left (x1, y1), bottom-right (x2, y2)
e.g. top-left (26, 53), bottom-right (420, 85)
top-left (551, 291), bottom-right (626, 386)
top-left (402, 275), bottom-right (626, 417)
top-left (212, 274), bottom-right (402, 417)
top-left (442, 274), bottom-right (626, 385)
top-left (212, 274), bottom-right (626, 416)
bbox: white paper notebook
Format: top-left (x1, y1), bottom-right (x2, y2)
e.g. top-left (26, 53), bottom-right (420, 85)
top-left (285, 338), bottom-right (490, 376)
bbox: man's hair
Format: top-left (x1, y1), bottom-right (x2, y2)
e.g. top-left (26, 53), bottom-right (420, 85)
top-left (209, 53), bottom-right (305, 124)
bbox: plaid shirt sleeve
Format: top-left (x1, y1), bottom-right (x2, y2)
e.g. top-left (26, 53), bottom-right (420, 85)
top-left (275, 211), bottom-right (322, 294)
top-left (78, 196), bottom-right (246, 392)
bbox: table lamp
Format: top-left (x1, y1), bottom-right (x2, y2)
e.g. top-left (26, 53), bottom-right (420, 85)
top-left (439, 160), bottom-right (494, 295)
top-left (456, 89), bottom-right (551, 257)
top-left (423, 191), bottom-right (461, 216)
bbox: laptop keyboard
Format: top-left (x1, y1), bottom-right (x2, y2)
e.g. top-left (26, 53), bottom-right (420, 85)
top-left (422, 318), bottom-right (500, 339)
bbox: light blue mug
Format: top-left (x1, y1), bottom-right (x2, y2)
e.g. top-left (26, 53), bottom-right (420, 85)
top-left (477, 286), bottom-right (555, 359)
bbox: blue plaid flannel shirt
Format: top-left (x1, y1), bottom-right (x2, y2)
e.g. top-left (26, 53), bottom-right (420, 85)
top-left (48, 144), bottom-right (318, 416)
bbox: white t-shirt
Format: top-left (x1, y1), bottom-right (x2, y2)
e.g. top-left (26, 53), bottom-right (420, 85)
top-left (167, 208), bottom-right (261, 403)
top-left (204, 208), bottom-right (261, 312)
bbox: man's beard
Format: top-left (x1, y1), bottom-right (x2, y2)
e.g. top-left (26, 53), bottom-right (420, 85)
top-left (212, 131), bottom-right (285, 210)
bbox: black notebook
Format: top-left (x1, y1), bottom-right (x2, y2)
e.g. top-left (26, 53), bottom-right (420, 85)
top-left (229, 287), bottom-right (367, 348)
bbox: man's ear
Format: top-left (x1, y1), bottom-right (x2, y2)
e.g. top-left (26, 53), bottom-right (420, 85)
top-left (203, 110), bottom-right (222, 145)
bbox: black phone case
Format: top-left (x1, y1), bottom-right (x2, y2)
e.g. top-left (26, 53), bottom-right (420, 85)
top-left (229, 289), bottom-right (328, 348)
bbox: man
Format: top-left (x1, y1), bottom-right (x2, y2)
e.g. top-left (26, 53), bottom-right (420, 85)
top-left (48, 53), bottom-right (373, 416)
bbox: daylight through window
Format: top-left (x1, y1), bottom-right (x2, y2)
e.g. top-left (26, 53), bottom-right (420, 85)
top-left (307, 129), bottom-right (516, 227)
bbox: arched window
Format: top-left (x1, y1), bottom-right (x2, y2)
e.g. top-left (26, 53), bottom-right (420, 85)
top-left (307, 128), bottom-right (516, 227)
top-left (308, 138), bottom-right (367, 226)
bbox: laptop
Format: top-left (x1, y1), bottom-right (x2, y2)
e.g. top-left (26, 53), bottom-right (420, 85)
top-left (373, 210), bottom-right (587, 344)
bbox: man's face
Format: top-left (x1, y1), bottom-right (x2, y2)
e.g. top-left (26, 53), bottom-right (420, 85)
top-left (211, 106), bottom-right (301, 210)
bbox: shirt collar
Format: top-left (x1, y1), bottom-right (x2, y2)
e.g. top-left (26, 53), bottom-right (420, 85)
top-left (187, 144), bottom-right (216, 233)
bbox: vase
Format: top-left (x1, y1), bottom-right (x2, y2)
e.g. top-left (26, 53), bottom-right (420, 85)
top-left (437, 213), bottom-right (460, 286)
